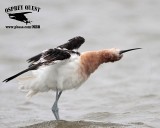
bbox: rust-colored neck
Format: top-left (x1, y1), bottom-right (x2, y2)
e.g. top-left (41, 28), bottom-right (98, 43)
top-left (80, 49), bottom-right (121, 76)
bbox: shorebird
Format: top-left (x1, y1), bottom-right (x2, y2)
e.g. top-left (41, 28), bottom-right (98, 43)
top-left (3, 36), bottom-right (141, 120)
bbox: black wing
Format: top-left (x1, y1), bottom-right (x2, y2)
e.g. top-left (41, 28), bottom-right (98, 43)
top-left (27, 53), bottom-right (42, 63)
top-left (3, 63), bottom-right (41, 82)
top-left (27, 36), bottom-right (85, 64)
top-left (57, 36), bottom-right (85, 50)
top-left (31, 48), bottom-right (71, 66)
top-left (3, 35), bottom-right (85, 83)
top-left (3, 49), bottom-right (71, 82)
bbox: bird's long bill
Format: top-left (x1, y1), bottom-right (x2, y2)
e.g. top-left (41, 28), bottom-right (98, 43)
top-left (119, 48), bottom-right (142, 54)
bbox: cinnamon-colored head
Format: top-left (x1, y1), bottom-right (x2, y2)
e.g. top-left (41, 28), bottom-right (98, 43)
top-left (98, 48), bottom-right (123, 63)
top-left (80, 48), bottom-right (123, 76)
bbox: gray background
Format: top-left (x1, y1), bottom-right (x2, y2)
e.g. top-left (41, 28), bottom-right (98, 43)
top-left (0, 0), bottom-right (160, 128)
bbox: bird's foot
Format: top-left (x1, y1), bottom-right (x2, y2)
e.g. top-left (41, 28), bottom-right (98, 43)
top-left (52, 103), bottom-right (60, 120)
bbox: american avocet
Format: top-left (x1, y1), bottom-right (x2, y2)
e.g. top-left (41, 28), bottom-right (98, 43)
top-left (3, 36), bottom-right (141, 120)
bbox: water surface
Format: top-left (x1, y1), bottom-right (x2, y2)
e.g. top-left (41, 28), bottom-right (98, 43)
top-left (0, 0), bottom-right (160, 128)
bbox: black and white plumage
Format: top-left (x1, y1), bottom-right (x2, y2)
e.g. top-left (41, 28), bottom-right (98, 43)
top-left (3, 36), bottom-right (86, 120)
top-left (27, 36), bottom-right (85, 64)
top-left (2, 36), bottom-right (141, 120)
top-left (3, 36), bottom-right (85, 83)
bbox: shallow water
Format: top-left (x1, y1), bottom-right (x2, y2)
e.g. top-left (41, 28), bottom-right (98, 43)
top-left (1, 0), bottom-right (160, 128)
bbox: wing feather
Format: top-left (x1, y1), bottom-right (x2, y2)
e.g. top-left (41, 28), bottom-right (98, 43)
top-left (3, 36), bottom-right (85, 82)
top-left (57, 36), bottom-right (85, 50)
top-left (3, 49), bottom-right (71, 82)
top-left (27, 36), bottom-right (85, 64)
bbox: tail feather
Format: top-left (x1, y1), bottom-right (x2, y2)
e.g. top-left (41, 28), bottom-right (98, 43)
top-left (26, 90), bottom-right (38, 98)
top-left (3, 68), bottom-right (30, 82)
top-left (17, 75), bottom-right (38, 98)
top-left (3, 63), bottom-right (40, 82)
top-left (18, 76), bottom-right (35, 91)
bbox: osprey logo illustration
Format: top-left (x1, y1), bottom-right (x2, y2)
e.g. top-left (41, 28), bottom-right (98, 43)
top-left (5, 5), bottom-right (41, 28)
top-left (7, 12), bottom-right (32, 24)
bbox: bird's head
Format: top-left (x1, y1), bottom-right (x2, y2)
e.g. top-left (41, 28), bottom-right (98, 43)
top-left (100, 48), bottom-right (141, 63)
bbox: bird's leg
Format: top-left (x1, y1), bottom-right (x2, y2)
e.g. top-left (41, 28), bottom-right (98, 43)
top-left (58, 91), bottom-right (62, 100)
top-left (52, 88), bottom-right (62, 120)
top-left (52, 89), bottom-right (59, 120)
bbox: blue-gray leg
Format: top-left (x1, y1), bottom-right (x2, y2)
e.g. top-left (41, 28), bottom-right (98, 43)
top-left (52, 88), bottom-right (62, 120)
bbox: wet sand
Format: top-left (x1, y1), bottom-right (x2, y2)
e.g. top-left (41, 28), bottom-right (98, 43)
top-left (22, 120), bottom-right (127, 128)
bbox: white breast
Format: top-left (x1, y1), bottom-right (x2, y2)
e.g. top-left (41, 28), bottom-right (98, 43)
top-left (21, 54), bottom-right (88, 95)
top-left (55, 54), bottom-right (86, 90)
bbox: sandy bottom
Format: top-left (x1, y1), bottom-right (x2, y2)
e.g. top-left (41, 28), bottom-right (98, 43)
top-left (22, 120), bottom-right (128, 128)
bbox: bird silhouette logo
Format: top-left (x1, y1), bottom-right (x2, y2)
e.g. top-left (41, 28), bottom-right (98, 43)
top-left (7, 12), bottom-right (32, 25)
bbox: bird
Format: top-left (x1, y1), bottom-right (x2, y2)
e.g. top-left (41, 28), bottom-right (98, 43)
top-left (3, 36), bottom-right (141, 120)
top-left (7, 12), bottom-right (32, 25)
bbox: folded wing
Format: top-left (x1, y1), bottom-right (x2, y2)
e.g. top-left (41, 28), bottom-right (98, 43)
top-left (3, 48), bottom-right (71, 82)
top-left (3, 36), bottom-right (85, 82)
top-left (27, 36), bottom-right (85, 64)
top-left (57, 36), bottom-right (85, 50)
